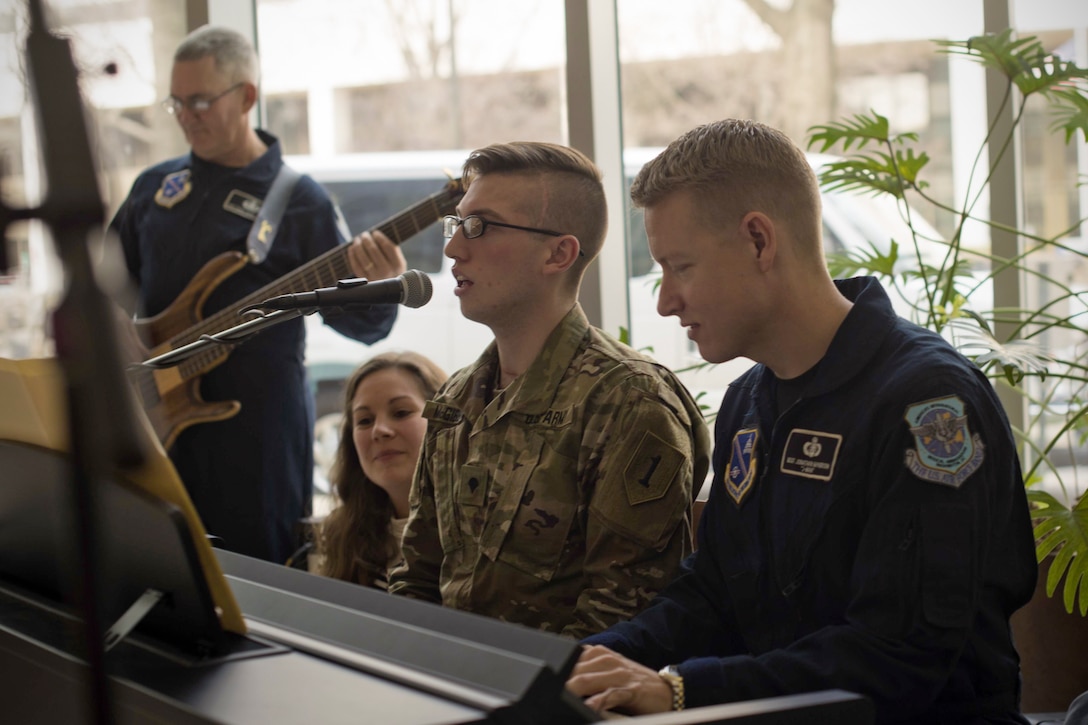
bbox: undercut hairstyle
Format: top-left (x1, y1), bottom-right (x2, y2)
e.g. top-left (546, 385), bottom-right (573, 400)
top-left (462, 141), bottom-right (608, 264)
top-left (319, 351), bottom-right (447, 588)
top-left (175, 25), bottom-right (259, 86)
top-left (631, 119), bottom-right (823, 260)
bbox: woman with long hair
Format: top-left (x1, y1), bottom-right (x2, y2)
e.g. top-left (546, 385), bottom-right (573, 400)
top-left (318, 351), bottom-right (447, 589)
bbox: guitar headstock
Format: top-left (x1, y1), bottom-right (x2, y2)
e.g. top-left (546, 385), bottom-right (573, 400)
top-left (442, 172), bottom-right (465, 195)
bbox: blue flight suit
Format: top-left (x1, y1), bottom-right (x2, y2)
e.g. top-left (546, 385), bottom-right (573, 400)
top-left (111, 130), bottom-right (395, 563)
top-left (585, 276), bottom-right (1037, 724)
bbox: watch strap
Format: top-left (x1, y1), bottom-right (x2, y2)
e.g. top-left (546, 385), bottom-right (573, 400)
top-left (657, 664), bottom-right (685, 711)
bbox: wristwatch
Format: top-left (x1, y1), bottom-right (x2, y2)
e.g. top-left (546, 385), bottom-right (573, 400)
top-left (657, 664), bottom-right (685, 711)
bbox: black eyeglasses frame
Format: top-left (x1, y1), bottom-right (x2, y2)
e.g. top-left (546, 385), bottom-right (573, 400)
top-left (442, 214), bottom-right (584, 257)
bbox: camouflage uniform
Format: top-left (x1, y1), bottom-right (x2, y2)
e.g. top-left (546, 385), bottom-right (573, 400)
top-left (389, 305), bottom-right (710, 639)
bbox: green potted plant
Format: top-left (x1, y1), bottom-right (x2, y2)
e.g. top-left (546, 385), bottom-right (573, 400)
top-left (806, 30), bottom-right (1088, 710)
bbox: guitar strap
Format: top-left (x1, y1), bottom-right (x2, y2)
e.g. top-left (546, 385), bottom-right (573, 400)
top-left (246, 163), bottom-right (301, 264)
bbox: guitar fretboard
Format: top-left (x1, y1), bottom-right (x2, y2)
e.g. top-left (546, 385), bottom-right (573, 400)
top-left (169, 180), bottom-right (464, 381)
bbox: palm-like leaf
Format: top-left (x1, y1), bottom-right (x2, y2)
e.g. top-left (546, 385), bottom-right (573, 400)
top-left (808, 112), bottom-right (894, 152)
top-left (938, 31), bottom-right (1088, 97)
top-left (816, 151), bottom-right (930, 199)
top-left (1028, 489), bottom-right (1088, 615)
top-left (947, 320), bottom-right (1052, 386)
top-left (936, 31), bottom-right (1039, 82)
top-left (1049, 88), bottom-right (1088, 144)
top-left (909, 258), bottom-right (976, 315)
top-left (826, 239), bottom-right (900, 280)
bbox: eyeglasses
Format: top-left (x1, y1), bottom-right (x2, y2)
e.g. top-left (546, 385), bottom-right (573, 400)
top-left (162, 82), bottom-right (245, 115)
top-left (443, 214), bottom-right (584, 256)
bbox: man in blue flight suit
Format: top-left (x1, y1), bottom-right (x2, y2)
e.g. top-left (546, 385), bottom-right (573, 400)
top-left (566, 119), bottom-right (1037, 724)
top-left (110, 25), bottom-right (405, 564)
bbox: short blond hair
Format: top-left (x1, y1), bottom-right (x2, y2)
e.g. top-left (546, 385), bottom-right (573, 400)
top-left (631, 119), bottom-right (822, 258)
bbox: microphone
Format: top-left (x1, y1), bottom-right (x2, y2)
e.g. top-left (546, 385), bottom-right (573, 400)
top-left (257, 269), bottom-right (433, 311)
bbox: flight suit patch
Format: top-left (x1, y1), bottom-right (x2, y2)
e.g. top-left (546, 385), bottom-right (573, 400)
top-left (780, 429), bottom-right (841, 481)
top-left (223, 189), bottom-right (262, 220)
top-left (904, 395), bottom-right (985, 488)
top-left (726, 428), bottom-right (758, 505)
top-left (624, 431), bottom-right (683, 506)
top-left (154, 170), bottom-right (191, 208)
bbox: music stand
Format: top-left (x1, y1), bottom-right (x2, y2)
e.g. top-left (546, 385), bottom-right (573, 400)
top-left (0, 440), bottom-right (228, 657)
top-left (0, 357), bottom-right (256, 663)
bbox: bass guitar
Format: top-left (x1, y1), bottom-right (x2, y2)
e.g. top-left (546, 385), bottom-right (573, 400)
top-left (129, 177), bottom-right (464, 450)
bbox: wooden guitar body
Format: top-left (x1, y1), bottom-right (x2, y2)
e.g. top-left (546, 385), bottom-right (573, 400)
top-left (131, 251), bottom-right (247, 449)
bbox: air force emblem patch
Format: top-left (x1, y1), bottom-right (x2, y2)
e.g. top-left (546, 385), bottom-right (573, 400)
top-left (725, 428), bottom-right (758, 505)
top-left (904, 395), bottom-right (984, 488)
top-left (154, 169), bottom-right (192, 208)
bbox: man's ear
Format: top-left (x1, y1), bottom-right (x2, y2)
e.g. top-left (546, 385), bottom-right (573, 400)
top-left (543, 234), bottom-right (582, 274)
top-left (740, 211), bottom-right (776, 271)
top-left (240, 82), bottom-right (258, 114)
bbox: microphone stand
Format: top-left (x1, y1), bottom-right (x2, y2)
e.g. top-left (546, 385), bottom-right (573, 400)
top-left (138, 307), bottom-right (310, 369)
top-left (8, 2), bottom-right (146, 722)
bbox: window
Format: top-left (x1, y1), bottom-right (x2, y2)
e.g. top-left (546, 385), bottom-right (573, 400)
top-left (2, 1), bottom-right (1085, 492)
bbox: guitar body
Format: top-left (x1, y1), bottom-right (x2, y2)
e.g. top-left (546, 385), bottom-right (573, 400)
top-left (136, 251), bottom-right (248, 348)
top-left (131, 251), bottom-right (249, 450)
top-left (128, 178), bottom-right (465, 450)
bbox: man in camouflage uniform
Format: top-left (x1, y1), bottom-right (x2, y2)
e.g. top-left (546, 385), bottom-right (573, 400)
top-left (388, 142), bottom-right (710, 640)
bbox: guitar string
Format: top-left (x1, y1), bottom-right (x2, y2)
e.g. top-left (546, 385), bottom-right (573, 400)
top-left (183, 185), bottom-right (460, 345)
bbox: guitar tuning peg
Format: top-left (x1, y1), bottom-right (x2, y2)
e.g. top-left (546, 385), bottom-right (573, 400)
top-left (442, 174), bottom-right (465, 193)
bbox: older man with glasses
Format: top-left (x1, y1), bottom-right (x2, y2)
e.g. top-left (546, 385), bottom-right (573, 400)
top-left (109, 25), bottom-right (406, 565)
top-left (388, 141), bottom-right (710, 640)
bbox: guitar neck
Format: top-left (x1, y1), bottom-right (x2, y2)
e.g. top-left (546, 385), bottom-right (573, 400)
top-left (176, 181), bottom-right (462, 347)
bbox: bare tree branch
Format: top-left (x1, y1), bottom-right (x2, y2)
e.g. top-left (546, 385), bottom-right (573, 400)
top-left (741, 0), bottom-right (789, 37)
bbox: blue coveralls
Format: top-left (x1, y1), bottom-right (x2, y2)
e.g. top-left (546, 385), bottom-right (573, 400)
top-left (585, 276), bottom-right (1037, 724)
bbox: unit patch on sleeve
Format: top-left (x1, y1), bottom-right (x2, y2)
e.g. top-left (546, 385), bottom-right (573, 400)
top-left (623, 430), bottom-right (683, 506)
top-left (780, 429), bottom-right (842, 481)
top-left (725, 428), bottom-right (758, 505)
top-left (904, 395), bottom-right (985, 488)
top-left (154, 169), bottom-right (192, 208)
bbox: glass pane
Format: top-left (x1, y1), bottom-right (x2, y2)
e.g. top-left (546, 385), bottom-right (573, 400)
top-left (616, 0), bottom-right (1087, 498)
top-left (0, 1), bottom-right (189, 359)
top-left (257, 1), bottom-right (567, 152)
top-left (254, 0), bottom-right (568, 495)
top-left (615, 1), bottom-right (992, 411)
top-left (255, 0), bottom-right (567, 392)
